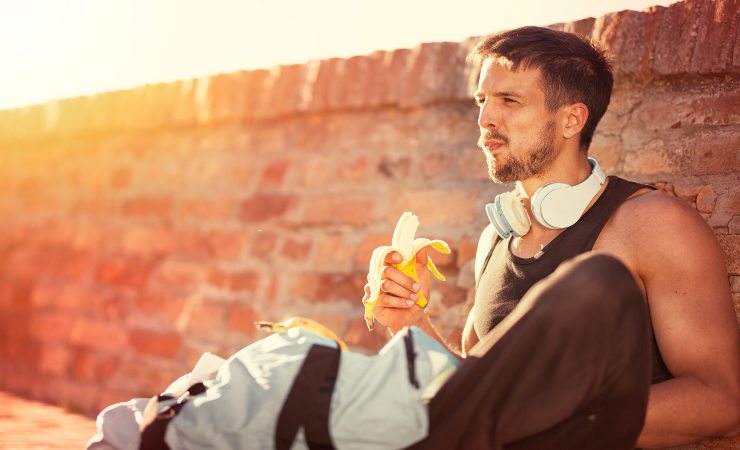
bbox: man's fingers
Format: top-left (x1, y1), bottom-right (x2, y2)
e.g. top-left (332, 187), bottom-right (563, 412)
top-left (382, 265), bottom-right (420, 293)
top-left (383, 251), bottom-right (403, 264)
top-left (377, 293), bottom-right (417, 309)
top-left (381, 278), bottom-right (418, 301)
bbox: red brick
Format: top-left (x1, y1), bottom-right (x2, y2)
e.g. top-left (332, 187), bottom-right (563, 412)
top-left (134, 292), bottom-right (187, 322)
top-left (267, 275), bottom-right (280, 302)
top-left (185, 300), bottom-right (227, 335)
top-left (175, 197), bottom-right (238, 221)
top-left (690, 133), bottom-right (740, 176)
top-left (29, 312), bottom-right (75, 343)
top-left (300, 158), bottom-right (333, 188)
top-left (302, 196), bottom-right (376, 226)
top-left (239, 194), bottom-right (295, 223)
top-left (96, 257), bottom-right (153, 290)
top-left (400, 42), bottom-right (468, 108)
top-left (717, 235), bottom-right (740, 275)
top-left (38, 343), bottom-right (70, 377)
top-left (354, 232), bottom-right (393, 266)
top-left (208, 268), bottom-right (260, 292)
top-left (336, 157), bottom-right (368, 183)
top-left (456, 238), bottom-right (477, 269)
top-left (250, 230), bottom-right (279, 257)
top-left (122, 195), bottom-right (173, 216)
top-left (653, 0), bottom-right (701, 76)
top-left (438, 284), bottom-right (467, 308)
top-left (227, 304), bottom-right (259, 338)
top-left (343, 316), bottom-right (388, 352)
top-left (149, 260), bottom-right (208, 292)
top-left (313, 234), bottom-right (348, 267)
top-left (289, 272), bottom-right (366, 303)
top-left (259, 160), bottom-right (291, 186)
top-left (70, 348), bottom-right (96, 381)
top-left (690, 0), bottom-right (738, 73)
top-left (388, 190), bottom-right (478, 227)
top-left (696, 185), bottom-right (718, 213)
top-left (129, 329), bottom-right (182, 359)
top-left (70, 318), bottom-right (128, 353)
top-left (170, 227), bottom-right (245, 260)
top-left (280, 237), bottom-right (312, 261)
top-left (457, 147), bottom-right (490, 181)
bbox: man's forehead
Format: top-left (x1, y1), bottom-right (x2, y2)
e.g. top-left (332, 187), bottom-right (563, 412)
top-left (476, 57), bottom-right (543, 93)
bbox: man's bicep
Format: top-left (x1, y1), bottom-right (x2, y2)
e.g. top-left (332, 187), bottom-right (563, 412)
top-left (639, 198), bottom-right (739, 382)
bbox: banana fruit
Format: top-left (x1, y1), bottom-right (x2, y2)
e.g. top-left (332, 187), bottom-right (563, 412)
top-left (365, 212), bottom-right (451, 330)
top-left (256, 317), bottom-right (349, 351)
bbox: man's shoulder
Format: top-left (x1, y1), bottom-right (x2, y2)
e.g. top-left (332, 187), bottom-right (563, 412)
top-left (604, 185), bottom-right (717, 256)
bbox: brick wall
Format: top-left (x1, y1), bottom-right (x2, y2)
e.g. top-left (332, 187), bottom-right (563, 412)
top-left (0, 0), bottom-right (738, 447)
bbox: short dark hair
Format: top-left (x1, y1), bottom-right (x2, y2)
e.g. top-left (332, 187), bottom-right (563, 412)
top-left (470, 26), bottom-right (613, 151)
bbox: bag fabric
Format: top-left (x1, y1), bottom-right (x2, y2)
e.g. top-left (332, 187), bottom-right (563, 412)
top-left (88, 326), bottom-right (460, 450)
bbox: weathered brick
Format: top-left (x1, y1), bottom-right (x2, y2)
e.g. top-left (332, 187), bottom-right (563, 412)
top-left (149, 260), bottom-right (208, 292)
top-left (387, 190), bottom-right (478, 227)
top-left (70, 318), bottom-right (128, 353)
top-left (717, 234), bottom-right (740, 275)
top-left (239, 194), bottom-right (296, 223)
top-left (96, 257), bottom-right (153, 290)
top-left (313, 234), bottom-right (349, 267)
top-left (250, 230), bottom-right (279, 258)
top-left (302, 196), bottom-right (376, 226)
top-left (689, 133), bottom-right (740, 176)
top-left (343, 316), bottom-right (388, 352)
top-left (589, 133), bottom-right (622, 173)
top-left (289, 272), bottom-right (366, 303)
top-left (696, 185), bottom-right (718, 213)
top-left (400, 42), bottom-right (469, 107)
top-left (38, 343), bottom-right (70, 377)
top-left (227, 304), bottom-right (259, 338)
top-left (122, 195), bottom-right (173, 217)
top-left (185, 300), bottom-right (227, 335)
top-left (354, 232), bottom-right (393, 266)
top-left (129, 329), bottom-right (182, 359)
top-left (690, 0), bottom-right (739, 73)
top-left (259, 160), bottom-right (291, 186)
top-left (653, 0), bottom-right (702, 76)
top-left (280, 237), bottom-right (313, 262)
top-left (336, 157), bottom-right (369, 183)
top-left (175, 196), bottom-right (238, 221)
top-left (729, 216), bottom-right (740, 235)
top-left (208, 268), bottom-right (260, 293)
top-left (456, 238), bottom-right (477, 269)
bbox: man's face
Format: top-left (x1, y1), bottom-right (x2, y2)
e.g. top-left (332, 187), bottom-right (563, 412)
top-left (475, 59), bottom-right (558, 183)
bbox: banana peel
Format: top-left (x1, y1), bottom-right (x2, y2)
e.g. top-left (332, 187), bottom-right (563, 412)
top-left (364, 212), bottom-right (451, 330)
top-left (256, 316), bottom-right (349, 351)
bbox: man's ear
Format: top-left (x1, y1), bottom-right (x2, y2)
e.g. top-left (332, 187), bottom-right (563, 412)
top-left (562, 103), bottom-right (589, 140)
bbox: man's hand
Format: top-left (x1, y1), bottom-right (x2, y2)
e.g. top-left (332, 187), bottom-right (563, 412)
top-left (362, 248), bottom-right (430, 334)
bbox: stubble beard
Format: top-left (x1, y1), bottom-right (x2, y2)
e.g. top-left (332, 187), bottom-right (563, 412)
top-left (485, 120), bottom-right (557, 183)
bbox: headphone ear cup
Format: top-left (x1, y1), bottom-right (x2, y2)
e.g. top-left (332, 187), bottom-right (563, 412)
top-left (486, 191), bottom-right (531, 238)
top-left (531, 182), bottom-right (571, 229)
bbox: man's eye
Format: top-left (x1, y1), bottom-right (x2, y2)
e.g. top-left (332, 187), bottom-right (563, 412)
top-left (504, 97), bottom-right (518, 104)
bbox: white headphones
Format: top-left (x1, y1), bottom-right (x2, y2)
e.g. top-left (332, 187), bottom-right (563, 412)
top-left (485, 157), bottom-right (606, 239)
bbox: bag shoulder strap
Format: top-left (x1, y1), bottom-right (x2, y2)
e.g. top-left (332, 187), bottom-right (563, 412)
top-left (276, 344), bottom-right (341, 450)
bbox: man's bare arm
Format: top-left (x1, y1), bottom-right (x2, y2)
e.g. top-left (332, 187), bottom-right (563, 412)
top-left (620, 193), bottom-right (740, 447)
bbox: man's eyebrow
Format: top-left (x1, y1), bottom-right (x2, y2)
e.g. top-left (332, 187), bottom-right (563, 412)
top-left (491, 90), bottom-right (525, 98)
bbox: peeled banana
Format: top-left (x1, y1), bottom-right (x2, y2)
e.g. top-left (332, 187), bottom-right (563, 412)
top-left (256, 317), bottom-right (349, 351)
top-left (364, 212), bottom-right (451, 330)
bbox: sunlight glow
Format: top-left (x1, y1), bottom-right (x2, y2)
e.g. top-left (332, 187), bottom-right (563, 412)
top-left (0, 0), bottom-right (681, 110)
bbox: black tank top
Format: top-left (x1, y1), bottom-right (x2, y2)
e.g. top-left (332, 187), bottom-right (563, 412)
top-left (473, 176), bottom-right (672, 384)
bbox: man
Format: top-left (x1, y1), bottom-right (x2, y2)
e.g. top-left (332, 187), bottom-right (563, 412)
top-left (363, 26), bottom-right (740, 448)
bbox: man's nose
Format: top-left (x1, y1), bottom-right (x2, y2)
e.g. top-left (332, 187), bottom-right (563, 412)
top-left (477, 100), bottom-right (497, 130)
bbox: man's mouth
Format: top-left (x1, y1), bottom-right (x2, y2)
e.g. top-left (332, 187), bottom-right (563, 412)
top-left (481, 140), bottom-right (505, 153)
